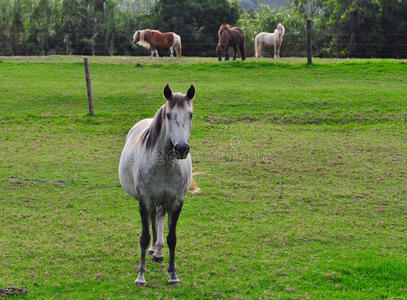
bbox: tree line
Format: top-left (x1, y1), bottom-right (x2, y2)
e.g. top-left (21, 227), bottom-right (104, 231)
top-left (1, 0), bottom-right (406, 58)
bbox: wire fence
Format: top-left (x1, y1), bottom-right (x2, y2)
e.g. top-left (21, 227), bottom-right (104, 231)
top-left (3, 32), bottom-right (407, 58)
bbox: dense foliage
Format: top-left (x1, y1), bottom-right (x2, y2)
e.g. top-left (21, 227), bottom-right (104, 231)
top-left (239, 0), bottom-right (289, 10)
top-left (0, 0), bottom-right (406, 57)
top-left (322, 0), bottom-right (407, 58)
top-left (150, 0), bottom-right (240, 56)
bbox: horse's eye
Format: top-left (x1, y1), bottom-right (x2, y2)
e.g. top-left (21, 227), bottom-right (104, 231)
top-left (189, 112), bottom-right (194, 119)
top-left (166, 113), bottom-right (171, 120)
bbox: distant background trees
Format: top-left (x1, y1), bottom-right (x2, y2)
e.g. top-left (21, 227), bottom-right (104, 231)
top-left (0, 0), bottom-right (406, 57)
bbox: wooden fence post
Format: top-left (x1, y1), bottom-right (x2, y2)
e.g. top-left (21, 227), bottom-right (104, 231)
top-left (84, 58), bottom-right (94, 116)
top-left (306, 19), bottom-right (312, 64)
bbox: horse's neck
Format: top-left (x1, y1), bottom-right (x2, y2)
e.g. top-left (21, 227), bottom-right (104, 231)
top-left (151, 123), bottom-right (173, 165)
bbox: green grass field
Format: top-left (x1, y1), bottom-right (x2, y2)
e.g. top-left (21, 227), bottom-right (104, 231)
top-left (0, 56), bottom-right (406, 299)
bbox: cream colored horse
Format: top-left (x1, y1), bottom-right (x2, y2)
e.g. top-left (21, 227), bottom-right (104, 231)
top-left (255, 23), bottom-right (285, 58)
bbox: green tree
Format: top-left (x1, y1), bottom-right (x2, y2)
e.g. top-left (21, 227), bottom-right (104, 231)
top-left (26, 0), bottom-right (54, 55)
top-left (0, 0), bottom-right (13, 55)
top-left (322, 0), bottom-right (407, 58)
top-left (9, 0), bottom-right (28, 55)
top-left (150, 0), bottom-right (240, 56)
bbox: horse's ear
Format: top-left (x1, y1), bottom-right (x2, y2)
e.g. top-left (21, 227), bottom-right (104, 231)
top-left (186, 85), bottom-right (195, 101)
top-left (164, 84), bottom-right (172, 100)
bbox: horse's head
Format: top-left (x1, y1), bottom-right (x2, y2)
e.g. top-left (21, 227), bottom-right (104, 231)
top-left (217, 25), bottom-right (231, 61)
top-left (133, 30), bottom-right (140, 43)
top-left (163, 84), bottom-right (195, 159)
top-left (277, 23), bottom-right (285, 37)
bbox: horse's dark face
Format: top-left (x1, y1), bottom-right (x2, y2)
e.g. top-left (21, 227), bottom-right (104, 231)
top-left (216, 43), bottom-right (226, 60)
top-left (163, 84), bottom-right (195, 159)
top-left (217, 31), bottom-right (229, 61)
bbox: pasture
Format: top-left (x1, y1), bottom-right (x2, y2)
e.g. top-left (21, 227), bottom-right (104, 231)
top-left (0, 56), bottom-right (406, 299)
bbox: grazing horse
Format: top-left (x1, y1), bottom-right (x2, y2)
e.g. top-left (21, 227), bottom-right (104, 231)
top-left (255, 23), bottom-right (285, 58)
top-left (119, 84), bottom-right (195, 286)
top-left (216, 24), bottom-right (246, 61)
top-left (133, 29), bottom-right (182, 58)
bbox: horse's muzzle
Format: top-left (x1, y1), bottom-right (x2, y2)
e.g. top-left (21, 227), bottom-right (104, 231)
top-left (174, 143), bottom-right (190, 159)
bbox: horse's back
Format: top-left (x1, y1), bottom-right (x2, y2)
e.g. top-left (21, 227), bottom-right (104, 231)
top-left (231, 27), bottom-right (243, 34)
top-left (126, 118), bottom-right (153, 143)
top-left (255, 32), bottom-right (267, 41)
top-left (257, 31), bottom-right (278, 44)
top-left (119, 118), bottom-right (152, 199)
top-left (150, 31), bottom-right (175, 48)
top-left (230, 27), bottom-right (245, 42)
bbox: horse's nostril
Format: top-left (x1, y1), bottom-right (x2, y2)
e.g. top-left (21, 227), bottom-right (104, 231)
top-left (174, 144), bottom-right (189, 157)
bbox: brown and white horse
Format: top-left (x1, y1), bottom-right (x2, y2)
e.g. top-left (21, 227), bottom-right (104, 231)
top-left (133, 29), bottom-right (182, 58)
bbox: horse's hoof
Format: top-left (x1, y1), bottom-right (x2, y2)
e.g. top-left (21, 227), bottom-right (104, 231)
top-left (147, 249), bottom-right (155, 255)
top-left (168, 279), bottom-right (180, 286)
top-left (152, 256), bottom-right (163, 263)
top-left (134, 280), bottom-right (146, 287)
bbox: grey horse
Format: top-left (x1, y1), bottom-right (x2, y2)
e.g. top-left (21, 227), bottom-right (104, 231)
top-left (119, 84), bottom-right (195, 286)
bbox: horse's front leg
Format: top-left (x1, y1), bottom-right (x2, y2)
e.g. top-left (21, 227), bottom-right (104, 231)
top-left (225, 47), bottom-right (230, 61)
top-left (233, 46), bottom-right (237, 60)
top-left (274, 44), bottom-right (277, 59)
top-left (135, 200), bottom-right (151, 287)
top-left (152, 206), bottom-right (166, 262)
top-left (277, 42), bottom-right (281, 58)
top-left (167, 201), bottom-right (183, 285)
top-left (149, 49), bottom-right (154, 58)
top-left (155, 50), bottom-right (159, 57)
top-left (169, 47), bottom-right (174, 58)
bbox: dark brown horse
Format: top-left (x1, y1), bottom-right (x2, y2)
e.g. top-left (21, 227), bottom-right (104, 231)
top-left (216, 25), bottom-right (246, 61)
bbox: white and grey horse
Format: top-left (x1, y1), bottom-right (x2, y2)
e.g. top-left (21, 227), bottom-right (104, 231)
top-left (255, 23), bottom-right (285, 58)
top-left (119, 84), bottom-right (195, 286)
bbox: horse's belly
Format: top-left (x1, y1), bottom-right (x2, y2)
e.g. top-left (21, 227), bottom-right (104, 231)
top-left (150, 188), bottom-right (180, 208)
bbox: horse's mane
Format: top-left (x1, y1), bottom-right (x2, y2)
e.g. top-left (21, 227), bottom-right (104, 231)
top-left (218, 24), bottom-right (231, 36)
top-left (141, 105), bottom-right (166, 150)
top-left (144, 29), bottom-right (162, 34)
top-left (277, 23), bottom-right (285, 37)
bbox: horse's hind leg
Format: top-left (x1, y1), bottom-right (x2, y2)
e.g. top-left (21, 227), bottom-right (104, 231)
top-left (169, 47), bottom-right (174, 58)
top-left (135, 200), bottom-right (151, 287)
top-left (152, 206), bottom-right (165, 262)
top-left (148, 208), bottom-right (157, 255)
top-left (167, 201), bottom-right (183, 285)
top-left (155, 50), bottom-right (159, 58)
top-left (233, 46), bottom-right (237, 60)
top-left (225, 47), bottom-right (230, 61)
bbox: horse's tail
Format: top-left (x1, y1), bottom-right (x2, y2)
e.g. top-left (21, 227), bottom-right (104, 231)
top-left (188, 178), bottom-right (199, 193)
top-left (255, 34), bottom-right (262, 58)
top-left (240, 40), bottom-right (246, 61)
top-left (173, 33), bottom-right (182, 58)
top-left (188, 172), bottom-right (207, 194)
top-left (278, 23), bottom-right (285, 38)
